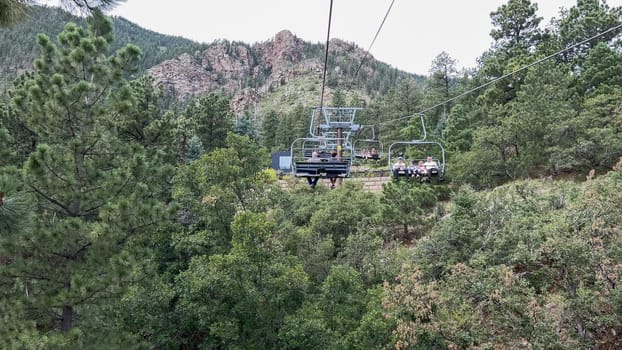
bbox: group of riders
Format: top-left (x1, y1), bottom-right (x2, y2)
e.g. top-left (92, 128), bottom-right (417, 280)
top-left (357, 147), bottom-right (380, 160)
top-left (302, 150), bottom-right (441, 188)
top-left (306, 150), bottom-right (339, 189)
top-left (392, 156), bottom-right (439, 181)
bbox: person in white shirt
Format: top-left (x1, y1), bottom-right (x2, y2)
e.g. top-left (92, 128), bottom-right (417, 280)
top-left (392, 157), bottom-right (407, 178)
top-left (306, 151), bottom-right (322, 187)
top-left (423, 156), bottom-right (440, 179)
top-left (308, 151), bottom-right (321, 162)
top-left (423, 156), bottom-right (438, 171)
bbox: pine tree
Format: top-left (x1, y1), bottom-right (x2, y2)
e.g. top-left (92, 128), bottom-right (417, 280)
top-left (0, 0), bottom-right (124, 27)
top-left (261, 109), bottom-right (279, 150)
top-left (183, 94), bottom-right (234, 153)
top-left (1, 14), bottom-right (169, 344)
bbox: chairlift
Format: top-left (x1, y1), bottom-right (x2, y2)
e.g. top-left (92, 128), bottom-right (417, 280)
top-left (290, 136), bottom-right (352, 181)
top-left (309, 106), bottom-right (362, 138)
top-left (387, 140), bottom-right (446, 182)
top-left (353, 125), bottom-right (383, 161)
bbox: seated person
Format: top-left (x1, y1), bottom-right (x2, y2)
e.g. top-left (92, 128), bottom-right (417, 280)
top-left (308, 151), bottom-right (322, 162)
top-left (328, 151), bottom-right (340, 188)
top-left (423, 156), bottom-right (439, 174)
top-left (416, 160), bottom-right (428, 177)
top-left (306, 151), bottom-right (321, 188)
top-left (407, 160), bottom-right (417, 176)
top-left (369, 147), bottom-right (379, 159)
top-left (392, 157), bottom-right (407, 178)
top-left (359, 148), bottom-right (369, 159)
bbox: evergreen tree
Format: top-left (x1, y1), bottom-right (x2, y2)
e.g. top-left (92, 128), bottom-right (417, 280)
top-left (331, 88), bottom-right (347, 106)
top-left (0, 171), bottom-right (33, 235)
top-left (558, 0), bottom-right (622, 64)
top-left (381, 181), bottom-right (437, 240)
top-left (234, 112), bottom-right (258, 139)
top-left (183, 94), bottom-right (234, 152)
top-left (490, 0), bottom-right (542, 52)
top-left (185, 134), bottom-right (203, 163)
top-left (0, 0), bottom-right (29, 27)
top-left (425, 51), bottom-right (459, 133)
top-left (1, 15), bottom-right (169, 345)
top-left (261, 109), bottom-right (279, 150)
top-left (0, 0), bottom-right (123, 27)
top-left (0, 98), bottom-right (38, 164)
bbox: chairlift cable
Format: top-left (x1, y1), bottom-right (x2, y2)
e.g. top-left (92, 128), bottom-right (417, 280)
top-left (346, 0), bottom-right (396, 93)
top-left (319, 0), bottom-right (334, 109)
top-left (363, 21), bottom-right (622, 128)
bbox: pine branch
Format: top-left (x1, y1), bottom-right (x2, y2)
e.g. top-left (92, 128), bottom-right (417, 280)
top-left (0, 0), bottom-right (29, 28)
top-left (28, 184), bottom-right (71, 216)
top-left (81, 174), bottom-right (133, 215)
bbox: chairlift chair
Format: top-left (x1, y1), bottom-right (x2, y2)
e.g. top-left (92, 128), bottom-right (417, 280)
top-left (290, 137), bottom-right (352, 179)
top-left (353, 125), bottom-right (383, 161)
top-left (387, 140), bottom-right (446, 181)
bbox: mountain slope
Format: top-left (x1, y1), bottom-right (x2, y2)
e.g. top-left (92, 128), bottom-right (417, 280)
top-left (0, 6), bottom-right (424, 115)
top-left (0, 6), bottom-right (206, 87)
top-left (148, 30), bottom-right (424, 114)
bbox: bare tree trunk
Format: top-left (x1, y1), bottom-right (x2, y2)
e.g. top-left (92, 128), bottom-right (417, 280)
top-left (61, 305), bottom-right (73, 332)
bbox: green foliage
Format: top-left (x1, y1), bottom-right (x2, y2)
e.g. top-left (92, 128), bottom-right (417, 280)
top-left (319, 265), bottom-right (366, 337)
top-left (234, 113), bottom-right (258, 139)
top-left (424, 51), bottom-right (459, 133)
top-left (386, 169), bottom-right (622, 348)
top-left (364, 79), bottom-right (425, 145)
top-left (0, 97), bottom-right (37, 164)
top-left (558, 0), bottom-right (622, 64)
top-left (0, 6), bottom-right (206, 89)
top-left (0, 0), bottom-right (28, 28)
top-left (183, 94), bottom-right (234, 152)
top-left (548, 87), bottom-right (622, 172)
top-left (274, 104), bottom-right (309, 150)
top-left (3, 1), bottom-right (622, 348)
top-left (1, 17), bottom-right (171, 343)
top-left (0, 126), bottom-right (16, 166)
top-left (338, 229), bottom-right (401, 286)
top-left (381, 181), bottom-right (437, 240)
top-left (261, 109), bottom-right (279, 150)
top-left (331, 88), bottom-right (347, 106)
top-left (172, 133), bottom-right (274, 256)
top-left (576, 42), bottom-right (622, 97)
top-left (0, 169), bottom-right (33, 235)
top-left (176, 211), bottom-right (309, 349)
top-left (308, 182), bottom-right (380, 249)
top-left (490, 0), bottom-right (542, 51)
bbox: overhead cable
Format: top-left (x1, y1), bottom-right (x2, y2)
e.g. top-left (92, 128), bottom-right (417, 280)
top-left (319, 0), bottom-right (334, 109)
top-left (350, 0), bottom-right (396, 85)
top-left (368, 22), bottom-right (622, 127)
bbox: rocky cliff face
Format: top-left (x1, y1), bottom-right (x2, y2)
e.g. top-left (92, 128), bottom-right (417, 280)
top-left (147, 30), bottom-right (375, 115)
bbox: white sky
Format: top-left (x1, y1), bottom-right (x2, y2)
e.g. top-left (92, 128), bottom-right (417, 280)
top-left (105, 0), bottom-right (622, 75)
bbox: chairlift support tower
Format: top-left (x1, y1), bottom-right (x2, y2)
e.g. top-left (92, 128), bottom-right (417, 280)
top-left (309, 106), bottom-right (362, 156)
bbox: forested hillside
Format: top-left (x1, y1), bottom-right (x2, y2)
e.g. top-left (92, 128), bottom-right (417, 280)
top-left (1, 0), bottom-right (622, 349)
top-left (0, 6), bottom-right (421, 115)
top-left (0, 5), bottom-right (206, 89)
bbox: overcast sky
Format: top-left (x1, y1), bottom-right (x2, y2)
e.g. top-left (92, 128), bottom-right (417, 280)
top-left (106, 0), bottom-right (622, 75)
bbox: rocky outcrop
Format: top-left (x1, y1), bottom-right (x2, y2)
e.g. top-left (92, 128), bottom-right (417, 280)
top-left (255, 30), bottom-right (305, 68)
top-left (147, 29), bottom-right (409, 115)
top-left (148, 42), bottom-right (255, 105)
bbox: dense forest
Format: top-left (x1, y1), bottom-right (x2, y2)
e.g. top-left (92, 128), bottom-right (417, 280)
top-left (1, 0), bottom-right (622, 349)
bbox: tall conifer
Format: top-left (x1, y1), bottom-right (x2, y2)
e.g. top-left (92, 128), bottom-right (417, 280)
top-left (1, 13), bottom-right (169, 344)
